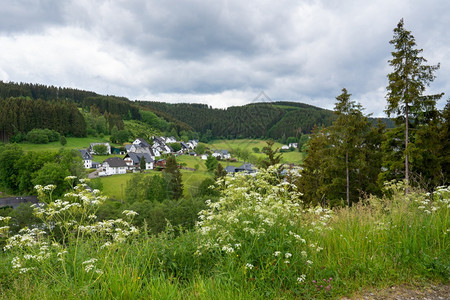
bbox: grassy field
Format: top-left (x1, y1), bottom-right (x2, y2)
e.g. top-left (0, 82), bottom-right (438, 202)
top-left (17, 136), bottom-right (113, 152)
top-left (207, 139), bottom-right (304, 164)
top-left (176, 154), bottom-right (243, 171)
top-left (97, 172), bottom-right (138, 200)
top-left (180, 170), bottom-right (211, 196)
top-left (97, 168), bottom-right (213, 199)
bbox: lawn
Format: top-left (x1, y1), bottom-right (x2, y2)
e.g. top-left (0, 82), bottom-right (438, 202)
top-left (180, 170), bottom-right (212, 196)
top-left (97, 172), bottom-right (138, 201)
top-left (17, 136), bottom-right (114, 152)
top-left (207, 139), bottom-right (304, 165)
top-left (97, 168), bottom-right (213, 199)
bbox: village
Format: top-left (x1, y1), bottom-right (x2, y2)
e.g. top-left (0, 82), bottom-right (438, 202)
top-left (78, 137), bottom-right (274, 177)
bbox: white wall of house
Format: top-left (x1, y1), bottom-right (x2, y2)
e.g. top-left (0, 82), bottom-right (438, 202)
top-left (103, 163), bottom-right (127, 175)
top-left (84, 159), bottom-right (92, 169)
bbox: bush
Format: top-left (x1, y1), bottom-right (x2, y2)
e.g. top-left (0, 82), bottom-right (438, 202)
top-left (26, 129), bottom-right (60, 144)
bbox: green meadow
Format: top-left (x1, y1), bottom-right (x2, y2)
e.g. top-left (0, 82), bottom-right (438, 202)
top-left (17, 136), bottom-right (113, 152)
top-left (1, 171), bottom-right (447, 299)
top-left (207, 139), bottom-right (304, 164)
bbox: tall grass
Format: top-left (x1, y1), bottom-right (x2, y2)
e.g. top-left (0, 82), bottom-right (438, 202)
top-left (0, 175), bottom-right (447, 299)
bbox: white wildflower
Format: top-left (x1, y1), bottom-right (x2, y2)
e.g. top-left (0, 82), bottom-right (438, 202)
top-left (122, 210), bottom-right (139, 217)
top-left (297, 274), bottom-right (306, 283)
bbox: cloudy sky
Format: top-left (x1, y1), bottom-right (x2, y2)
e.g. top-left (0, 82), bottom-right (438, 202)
top-left (0, 0), bottom-right (448, 116)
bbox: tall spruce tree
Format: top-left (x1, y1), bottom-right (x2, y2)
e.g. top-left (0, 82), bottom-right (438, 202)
top-left (329, 89), bottom-right (368, 206)
top-left (163, 155), bottom-right (183, 200)
top-left (298, 125), bottom-right (329, 206)
top-left (386, 19), bottom-right (443, 189)
top-left (299, 90), bottom-right (383, 207)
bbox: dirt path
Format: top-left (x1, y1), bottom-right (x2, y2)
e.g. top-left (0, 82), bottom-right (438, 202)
top-left (342, 283), bottom-right (449, 300)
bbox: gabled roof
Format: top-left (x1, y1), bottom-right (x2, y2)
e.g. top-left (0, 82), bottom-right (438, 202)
top-left (135, 138), bottom-right (150, 147)
top-left (124, 153), bottom-right (154, 165)
top-left (236, 163), bottom-right (254, 172)
top-left (225, 166), bottom-right (236, 173)
top-left (153, 137), bottom-right (165, 145)
top-left (103, 157), bottom-right (127, 167)
top-left (79, 149), bottom-right (92, 160)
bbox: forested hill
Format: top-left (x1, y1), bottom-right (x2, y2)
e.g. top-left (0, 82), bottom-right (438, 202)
top-left (137, 101), bottom-right (338, 139)
top-left (0, 81), bottom-right (140, 119)
top-left (0, 81), bottom-right (392, 141)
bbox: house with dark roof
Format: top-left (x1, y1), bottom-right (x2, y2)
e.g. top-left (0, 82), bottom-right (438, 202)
top-left (165, 136), bottom-right (177, 143)
top-left (124, 153), bottom-right (154, 170)
top-left (79, 149), bottom-right (93, 169)
top-left (154, 159), bottom-right (166, 169)
top-left (180, 142), bottom-right (190, 151)
top-left (225, 163), bottom-right (256, 175)
top-left (133, 138), bottom-right (150, 148)
top-left (212, 150), bottom-right (231, 160)
top-left (99, 157), bottom-right (128, 176)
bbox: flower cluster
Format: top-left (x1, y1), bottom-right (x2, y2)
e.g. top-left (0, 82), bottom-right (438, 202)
top-left (195, 165), bottom-right (312, 287)
top-left (312, 277), bottom-right (333, 292)
top-left (4, 179), bottom-right (138, 278)
top-left (414, 186), bottom-right (449, 214)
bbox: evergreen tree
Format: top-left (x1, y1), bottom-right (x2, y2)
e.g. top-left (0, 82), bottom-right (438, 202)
top-left (214, 163), bottom-right (227, 181)
top-left (260, 140), bottom-right (282, 169)
top-left (328, 88), bottom-right (369, 206)
top-left (163, 156), bottom-right (183, 200)
top-left (386, 19), bottom-right (444, 188)
top-left (298, 126), bottom-right (329, 206)
top-left (300, 90), bottom-right (383, 207)
top-left (139, 156), bottom-right (146, 172)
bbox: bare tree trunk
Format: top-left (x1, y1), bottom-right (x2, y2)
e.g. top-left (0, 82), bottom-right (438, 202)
top-left (346, 149), bottom-right (350, 207)
top-left (405, 104), bottom-right (410, 193)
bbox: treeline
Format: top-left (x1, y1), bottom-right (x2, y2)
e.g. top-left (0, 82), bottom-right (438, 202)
top-left (0, 82), bottom-right (182, 141)
top-left (0, 98), bottom-right (86, 138)
top-left (137, 101), bottom-right (337, 139)
top-left (299, 20), bottom-right (449, 206)
top-left (0, 81), bottom-right (139, 120)
top-left (0, 144), bottom-right (85, 196)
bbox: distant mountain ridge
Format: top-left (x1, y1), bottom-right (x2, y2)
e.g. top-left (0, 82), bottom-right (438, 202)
top-left (137, 100), bottom-right (339, 139)
top-left (0, 81), bottom-right (393, 141)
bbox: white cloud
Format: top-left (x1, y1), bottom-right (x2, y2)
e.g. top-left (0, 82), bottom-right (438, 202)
top-left (0, 0), bottom-right (448, 116)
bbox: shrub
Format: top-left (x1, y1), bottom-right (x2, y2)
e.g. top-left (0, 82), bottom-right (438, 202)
top-left (26, 129), bottom-right (60, 144)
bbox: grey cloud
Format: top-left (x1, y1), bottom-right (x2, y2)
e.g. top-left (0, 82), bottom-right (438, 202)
top-left (0, 0), bottom-right (65, 33)
top-left (0, 0), bottom-right (448, 116)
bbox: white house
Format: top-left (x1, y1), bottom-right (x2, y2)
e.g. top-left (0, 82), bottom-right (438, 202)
top-left (281, 145), bottom-right (290, 150)
top-left (165, 136), bottom-right (177, 144)
top-left (79, 149), bottom-right (93, 169)
top-left (100, 157), bottom-right (127, 176)
top-left (123, 153), bottom-right (154, 170)
top-left (201, 154), bottom-right (209, 160)
top-left (132, 138), bottom-right (150, 147)
top-left (187, 140), bottom-right (198, 149)
top-left (212, 150), bottom-right (231, 160)
top-left (288, 143), bottom-right (298, 149)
